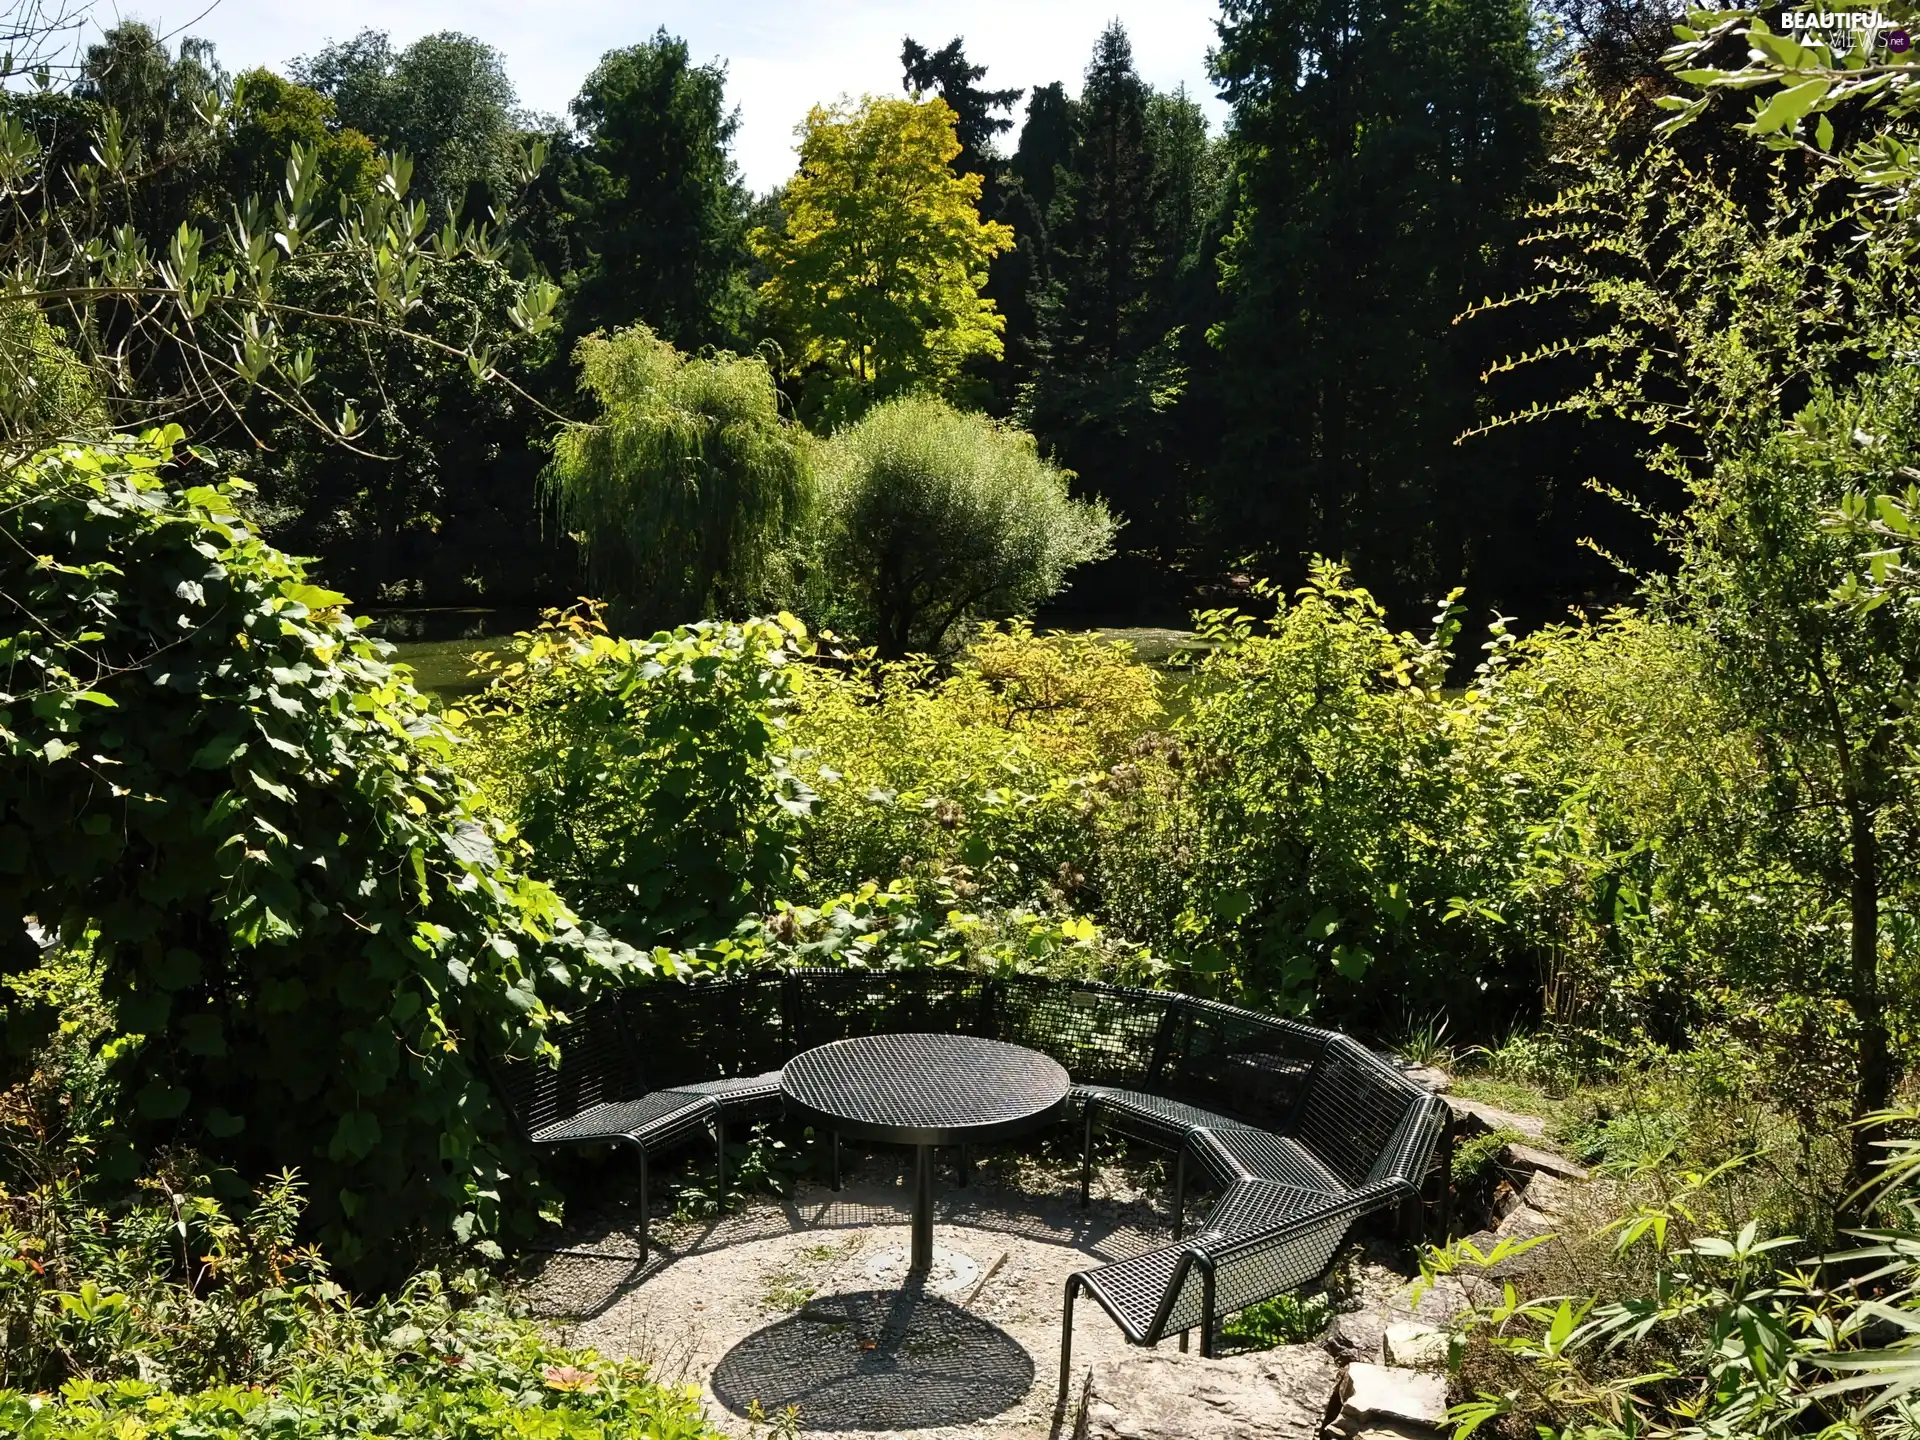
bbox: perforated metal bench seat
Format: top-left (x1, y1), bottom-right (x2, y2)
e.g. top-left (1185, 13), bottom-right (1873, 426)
top-left (1077, 1086), bottom-right (1253, 1143)
top-left (1076, 1085), bottom-right (1343, 1214)
top-left (528, 1090), bottom-right (715, 1147)
top-left (487, 1000), bottom-right (736, 1265)
top-left (1187, 1125), bottom-right (1343, 1193)
top-left (666, 1070), bottom-right (786, 1120)
top-left (1073, 1179), bottom-right (1351, 1340)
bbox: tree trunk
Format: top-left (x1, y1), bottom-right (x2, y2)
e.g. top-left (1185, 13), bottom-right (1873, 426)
top-left (1849, 802), bottom-right (1892, 1189)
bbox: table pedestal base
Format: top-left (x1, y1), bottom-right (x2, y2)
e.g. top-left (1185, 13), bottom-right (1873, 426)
top-left (911, 1144), bottom-right (934, 1272)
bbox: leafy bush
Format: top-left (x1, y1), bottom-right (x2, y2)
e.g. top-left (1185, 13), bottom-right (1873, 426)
top-left (1111, 567), bottom-right (1531, 1019)
top-left (0, 435), bottom-right (635, 1278)
top-left (676, 878), bottom-right (1160, 986)
top-left (0, 1270), bottom-right (731, 1440)
top-left (0, 1007), bottom-right (736, 1434)
top-left (812, 395), bottom-right (1116, 656)
top-left (1424, 1134), bottom-right (1920, 1440)
top-left (546, 325), bottom-right (814, 631)
top-left (1219, 1290), bottom-right (1334, 1350)
top-left (460, 605), bottom-right (815, 947)
top-left (788, 625), bottom-right (1159, 908)
top-left (1451, 1128), bottom-right (1523, 1193)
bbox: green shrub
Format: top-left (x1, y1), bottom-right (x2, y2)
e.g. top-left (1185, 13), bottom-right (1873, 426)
top-left (460, 605), bottom-right (814, 948)
top-left (675, 878), bottom-right (1160, 986)
top-left (1450, 1127), bottom-right (1523, 1192)
top-left (788, 625), bottom-right (1160, 909)
top-left (0, 434), bottom-right (636, 1278)
top-left (1119, 566), bottom-right (1530, 1019)
top-left (1425, 1129), bottom-right (1920, 1440)
top-left (812, 394), bottom-right (1116, 657)
top-left (1219, 1290), bottom-right (1334, 1350)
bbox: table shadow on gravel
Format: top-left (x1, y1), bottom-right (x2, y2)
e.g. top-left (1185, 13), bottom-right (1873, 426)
top-left (710, 1286), bottom-right (1035, 1430)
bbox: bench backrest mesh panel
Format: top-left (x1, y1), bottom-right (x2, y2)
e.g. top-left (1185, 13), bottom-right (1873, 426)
top-left (1158, 998), bottom-right (1328, 1129)
top-left (624, 973), bottom-right (787, 1088)
top-left (493, 998), bottom-right (639, 1139)
top-left (1293, 1037), bottom-right (1425, 1188)
top-left (992, 975), bottom-right (1177, 1086)
top-left (783, 968), bottom-right (995, 1053)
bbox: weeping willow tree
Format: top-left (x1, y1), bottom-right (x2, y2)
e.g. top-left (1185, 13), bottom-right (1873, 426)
top-left (546, 325), bottom-right (813, 628)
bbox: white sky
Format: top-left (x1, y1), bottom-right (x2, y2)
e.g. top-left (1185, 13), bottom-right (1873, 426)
top-left (109, 0), bottom-right (1231, 191)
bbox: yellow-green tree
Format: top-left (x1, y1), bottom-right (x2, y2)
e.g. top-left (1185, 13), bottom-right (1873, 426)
top-left (752, 97), bottom-right (1013, 416)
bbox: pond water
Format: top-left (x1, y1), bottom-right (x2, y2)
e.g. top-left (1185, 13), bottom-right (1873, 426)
top-left (368, 609), bottom-right (1210, 701)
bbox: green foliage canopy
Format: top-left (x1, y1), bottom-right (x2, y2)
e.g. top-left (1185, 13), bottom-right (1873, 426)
top-left (293, 29), bottom-right (522, 218)
top-left (460, 607), bottom-right (815, 949)
top-left (564, 31), bottom-right (753, 349)
top-left (545, 325), bottom-right (813, 631)
top-left (751, 97), bottom-right (1015, 420)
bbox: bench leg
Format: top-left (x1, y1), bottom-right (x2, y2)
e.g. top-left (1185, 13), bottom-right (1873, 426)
top-left (1080, 1109), bottom-right (1093, 1208)
top-left (1056, 1276), bottom-right (1081, 1417)
top-left (1199, 1268), bottom-right (1216, 1358)
top-left (958, 1142), bottom-right (971, 1187)
top-left (639, 1147), bottom-right (650, 1267)
top-left (1173, 1147), bottom-right (1187, 1240)
top-left (1178, 1329), bottom-right (1190, 1353)
top-left (832, 1131), bottom-right (841, 1192)
top-left (716, 1119), bottom-right (728, 1199)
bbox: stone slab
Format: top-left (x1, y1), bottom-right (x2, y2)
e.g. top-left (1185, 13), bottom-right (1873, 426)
top-left (1506, 1144), bottom-right (1589, 1182)
top-left (1446, 1097), bottom-right (1547, 1141)
top-left (1383, 1321), bottom-right (1449, 1370)
top-left (1328, 1362), bottom-right (1449, 1436)
top-left (1523, 1171), bottom-right (1579, 1217)
top-left (1321, 1309), bottom-right (1388, 1364)
top-left (1078, 1343), bottom-right (1345, 1440)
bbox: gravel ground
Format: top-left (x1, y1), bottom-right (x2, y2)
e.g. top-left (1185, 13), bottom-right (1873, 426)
top-left (521, 1141), bottom-right (1217, 1440)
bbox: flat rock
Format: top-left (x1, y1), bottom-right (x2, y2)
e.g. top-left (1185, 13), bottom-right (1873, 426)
top-left (1328, 1362), bottom-right (1448, 1436)
top-left (1447, 1097), bottom-right (1547, 1140)
top-left (1495, 1204), bottom-right (1556, 1242)
top-left (1522, 1171), bottom-right (1579, 1218)
top-left (1078, 1343), bottom-right (1344, 1440)
top-left (1321, 1309), bottom-right (1388, 1364)
top-left (1383, 1321), bottom-right (1449, 1370)
top-left (1505, 1143), bottom-right (1588, 1181)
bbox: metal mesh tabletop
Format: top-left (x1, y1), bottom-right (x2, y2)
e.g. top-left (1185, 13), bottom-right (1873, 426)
top-left (781, 1032), bottom-right (1072, 1145)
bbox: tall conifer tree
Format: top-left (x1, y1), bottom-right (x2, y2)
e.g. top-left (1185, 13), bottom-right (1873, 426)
top-left (1206, 0), bottom-right (1544, 605)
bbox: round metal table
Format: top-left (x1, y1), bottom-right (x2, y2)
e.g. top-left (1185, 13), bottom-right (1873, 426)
top-left (781, 1032), bottom-right (1071, 1273)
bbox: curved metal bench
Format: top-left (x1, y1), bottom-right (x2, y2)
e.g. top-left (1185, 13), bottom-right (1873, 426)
top-left (488, 969), bottom-right (1446, 1390)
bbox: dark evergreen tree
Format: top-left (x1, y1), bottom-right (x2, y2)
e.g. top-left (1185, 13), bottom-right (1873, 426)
top-left (1205, 0), bottom-right (1547, 609)
top-left (1051, 26), bottom-right (1154, 366)
top-left (1020, 25), bottom-right (1224, 554)
top-left (562, 31), bottom-right (753, 350)
top-left (900, 36), bottom-right (1023, 183)
top-left (998, 82), bottom-right (1077, 383)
